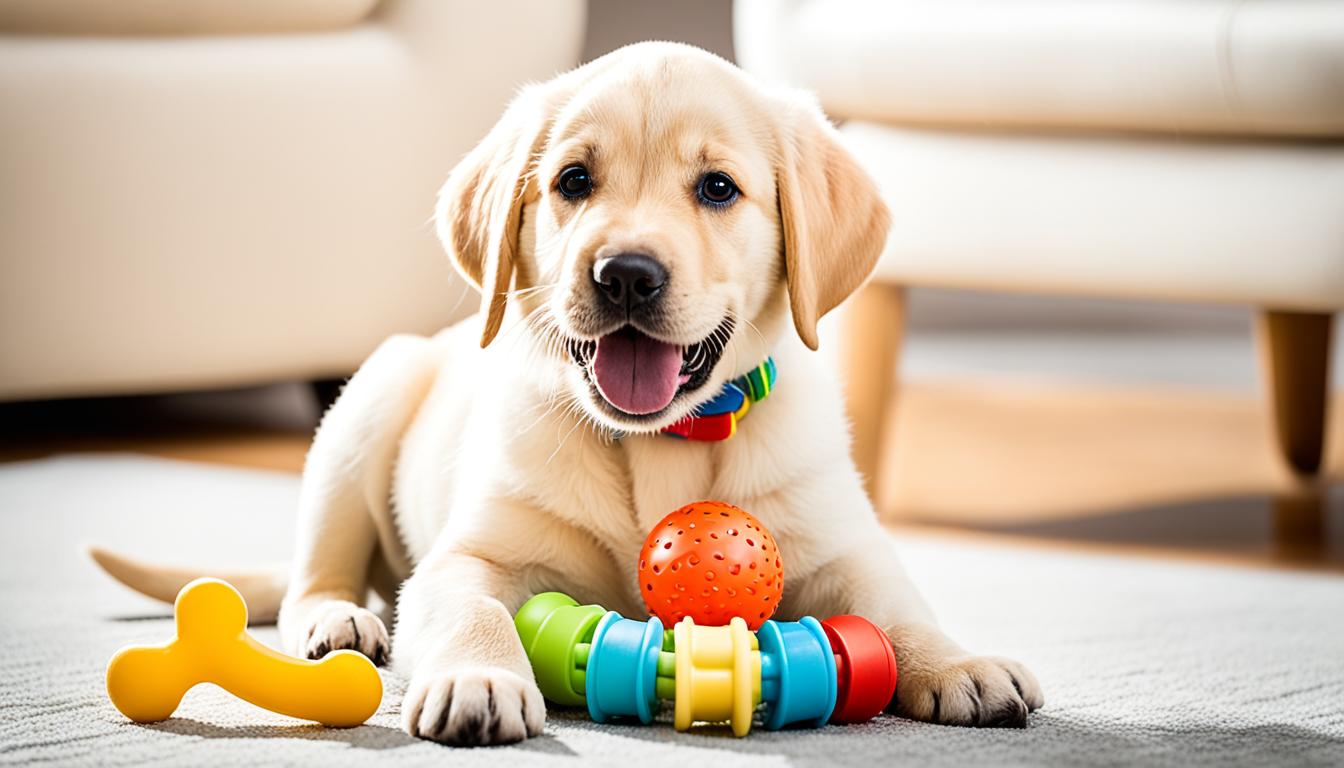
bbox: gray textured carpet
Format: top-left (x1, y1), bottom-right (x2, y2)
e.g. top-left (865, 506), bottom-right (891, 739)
top-left (1, 455), bottom-right (1342, 767)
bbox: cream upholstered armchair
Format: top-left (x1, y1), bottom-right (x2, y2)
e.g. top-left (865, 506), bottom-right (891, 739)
top-left (0, 0), bottom-right (585, 400)
top-left (735, 0), bottom-right (1343, 523)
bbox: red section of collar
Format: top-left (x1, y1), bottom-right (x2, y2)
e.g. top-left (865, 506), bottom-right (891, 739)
top-left (661, 411), bottom-right (735, 441)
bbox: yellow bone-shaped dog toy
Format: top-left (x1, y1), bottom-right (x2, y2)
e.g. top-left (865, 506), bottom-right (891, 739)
top-left (106, 578), bottom-right (382, 727)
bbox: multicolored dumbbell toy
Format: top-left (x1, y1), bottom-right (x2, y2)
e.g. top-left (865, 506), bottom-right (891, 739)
top-left (514, 592), bottom-right (897, 736)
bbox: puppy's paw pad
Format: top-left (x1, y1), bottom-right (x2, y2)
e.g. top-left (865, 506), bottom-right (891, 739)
top-left (302, 602), bottom-right (390, 666)
top-left (896, 655), bottom-right (1042, 728)
top-left (402, 667), bottom-right (545, 746)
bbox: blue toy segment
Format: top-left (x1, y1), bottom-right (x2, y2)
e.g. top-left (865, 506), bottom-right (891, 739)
top-left (760, 675), bottom-right (780, 702)
top-left (694, 382), bottom-right (746, 417)
top-left (585, 612), bottom-right (664, 724)
top-left (756, 617), bottom-right (838, 729)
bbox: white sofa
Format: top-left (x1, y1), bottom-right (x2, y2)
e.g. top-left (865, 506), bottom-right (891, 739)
top-left (0, 0), bottom-right (585, 400)
top-left (736, 0), bottom-right (1344, 524)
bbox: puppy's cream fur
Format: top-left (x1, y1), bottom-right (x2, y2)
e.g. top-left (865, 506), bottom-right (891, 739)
top-left (103, 43), bottom-right (1042, 745)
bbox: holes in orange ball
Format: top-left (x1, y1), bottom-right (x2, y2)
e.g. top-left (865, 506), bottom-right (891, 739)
top-left (642, 503), bottom-right (783, 628)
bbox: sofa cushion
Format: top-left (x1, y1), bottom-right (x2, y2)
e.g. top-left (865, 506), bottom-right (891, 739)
top-left (735, 0), bottom-right (1344, 138)
top-left (0, 0), bottom-right (380, 36)
top-left (841, 120), bottom-right (1344, 311)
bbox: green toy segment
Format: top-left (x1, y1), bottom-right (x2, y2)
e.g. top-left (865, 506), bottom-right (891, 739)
top-left (517, 593), bottom-right (682, 708)
top-left (513, 592), bottom-right (606, 707)
top-left (653, 640), bottom-right (678, 700)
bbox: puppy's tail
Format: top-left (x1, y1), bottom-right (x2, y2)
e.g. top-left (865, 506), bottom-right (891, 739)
top-left (87, 545), bottom-right (289, 623)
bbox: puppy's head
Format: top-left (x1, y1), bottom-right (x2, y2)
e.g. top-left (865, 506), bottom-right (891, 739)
top-left (438, 43), bottom-right (889, 433)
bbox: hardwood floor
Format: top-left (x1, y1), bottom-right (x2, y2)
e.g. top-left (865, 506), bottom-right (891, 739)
top-left (0, 384), bottom-right (317, 473)
top-left (880, 381), bottom-right (1343, 570)
top-left (2, 379), bottom-right (1339, 571)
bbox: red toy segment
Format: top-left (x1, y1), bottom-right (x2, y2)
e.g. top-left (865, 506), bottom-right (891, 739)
top-left (638, 501), bottom-right (783, 630)
top-left (821, 614), bottom-right (898, 724)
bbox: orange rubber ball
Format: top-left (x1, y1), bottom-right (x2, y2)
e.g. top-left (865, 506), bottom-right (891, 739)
top-left (638, 500), bottom-right (783, 630)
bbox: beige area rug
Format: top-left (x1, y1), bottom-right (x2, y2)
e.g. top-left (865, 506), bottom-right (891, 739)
top-left (1, 455), bottom-right (1342, 766)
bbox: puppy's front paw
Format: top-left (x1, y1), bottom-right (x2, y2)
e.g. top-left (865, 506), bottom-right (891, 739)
top-left (402, 667), bottom-right (545, 746)
top-left (299, 601), bottom-right (390, 666)
top-left (896, 654), bottom-right (1043, 728)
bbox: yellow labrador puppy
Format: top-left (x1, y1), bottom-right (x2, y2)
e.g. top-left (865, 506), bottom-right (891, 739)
top-left (101, 42), bottom-right (1042, 745)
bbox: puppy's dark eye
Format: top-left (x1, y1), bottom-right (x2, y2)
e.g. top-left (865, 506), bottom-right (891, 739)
top-left (697, 172), bottom-right (739, 207)
top-left (557, 165), bottom-right (592, 199)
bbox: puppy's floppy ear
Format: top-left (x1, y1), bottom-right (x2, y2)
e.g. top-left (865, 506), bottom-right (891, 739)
top-left (437, 84), bottom-right (555, 348)
top-left (775, 99), bottom-right (891, 350)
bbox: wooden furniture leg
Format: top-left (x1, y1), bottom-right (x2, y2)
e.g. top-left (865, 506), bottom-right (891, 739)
top-left (1256, 310), bottom-right (1334, 557)
top-left (840, 283), bottom-right (906, 512)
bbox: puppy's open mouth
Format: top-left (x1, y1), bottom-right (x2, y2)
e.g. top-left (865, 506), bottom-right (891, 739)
top-left (568, 317), bottom-right (734, 419)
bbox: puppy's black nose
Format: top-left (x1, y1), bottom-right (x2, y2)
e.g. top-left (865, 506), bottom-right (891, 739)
top-left (592, 253), bottom-right (667, 310)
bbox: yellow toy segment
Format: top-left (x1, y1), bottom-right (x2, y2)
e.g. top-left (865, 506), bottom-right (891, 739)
top-left (106, 578), bottom-right (382, 728)
top-left (730, 617), bottom-right (756, 737)
top-left (672, 617), bottom-right (761, 737)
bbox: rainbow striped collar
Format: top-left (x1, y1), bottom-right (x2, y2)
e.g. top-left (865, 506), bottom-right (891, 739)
top-left (661, 357), bottom-right (777, 442)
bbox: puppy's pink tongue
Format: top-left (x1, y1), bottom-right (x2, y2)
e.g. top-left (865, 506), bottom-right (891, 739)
top-left (592, 328), bottom-right (683, 415)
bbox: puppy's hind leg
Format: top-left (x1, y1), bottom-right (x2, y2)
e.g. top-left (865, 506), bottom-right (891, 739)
top-left (279, 335), bottom-right (440, 666)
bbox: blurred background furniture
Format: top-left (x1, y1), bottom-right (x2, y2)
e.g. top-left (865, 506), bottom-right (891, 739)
top-left (0, 0), bottom-right (585, 400)
top-left (736, 0), bottom-right (1344, 529)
